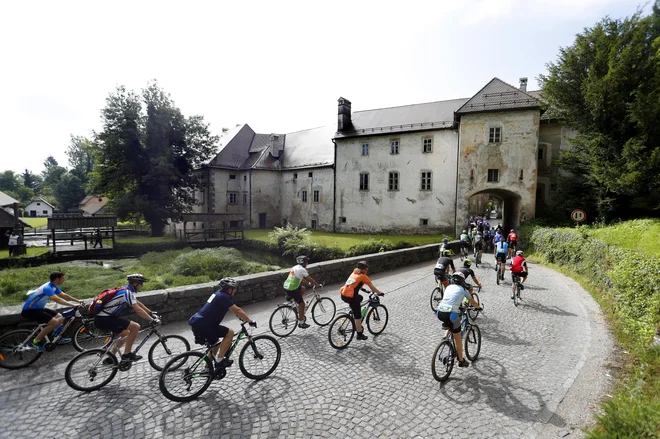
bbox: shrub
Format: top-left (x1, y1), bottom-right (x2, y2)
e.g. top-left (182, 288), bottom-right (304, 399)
top-left (346, 239), bottom-right (395, 256)
top-left (280, 236), bottom-right (344, 263)
top-left (269, 224), bottom-right (311, 249)
top-left (172, 247), bottom-right (271, 279)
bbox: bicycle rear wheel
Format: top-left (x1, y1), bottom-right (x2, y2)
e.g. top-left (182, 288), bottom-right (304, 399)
top-left (311, 297), bottom-right (336, 327)
top-left (514, 284), bottom-right (520, 307)
top-left (72, 321), bottom-right (112, 352)
top-left (159, 351), bottom-right (213, 402)
top-left (239, 335), bottom-right (281, 380)
top-left (430, 287), bottom-right (443, 311)
top-left (0, 329), bottom-right (42, 369)
top-left (328, 314), bottom-right (355, 349)
top-left (496, 263), bottom-right (501, 285)
top-left (269, 305), bottom-right (297, 337)
top-left (464, 325), bottom-right (482, 361)
top-left (65, 349), bottom-right (118, 392)
top-left (366, 305), bottom-right (389, 335)
top-left (467, 293), bottom-right (481, 320)
top-left (431, 340), bottom-right (455, 382)
top-left (148, 335), bottom-right (191, 371)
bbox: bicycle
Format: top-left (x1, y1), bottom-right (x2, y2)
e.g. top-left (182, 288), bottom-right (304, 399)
top-left (158, 321), bottom-right (281, 402)
top-left (269, 286), bottom-right (336, 337)
top-left (328, 290), bottom-right (388, 349)
top-left (512, 274), bottom-right (524, 307)
top-left (64, 315), bottom-right (190, 392)
top-left (495, 255), bottom-right (506, 285)
top-left (0, 306), bottom-right (109, 370)
top-left (464, 285), bottom-right (482, 320)
top-left (430, 277), bottom-right (445, 311)
top-left (431, 304), bottom-right (482, 382)
top-left (473, 245), bottom-right (482, 266)
top-left (459, 243), bottom-right (469, 261)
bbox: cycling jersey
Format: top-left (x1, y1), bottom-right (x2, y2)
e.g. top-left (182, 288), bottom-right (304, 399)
top-left (23, 282), bottom-right (62, 311)
top-left (95, 286), bottom-right (137, 317)
top-left (283, 264), bottom-right (308, 291)
top-left (436, 285), bottom-right (471, 314)
top-left (508, 232), bottom-right (518, 242)
top-left (340, 270), bottom-right (372, 299)
top-left (510, 256), bottom-right (527, 273)
top-left (188, 290), bottom-right (234, 328)
top-left (474, 233), bottom-right (483, 243)
top-left (460, 233), bottom-right (470, 242)
top-left (434, 257), bottom-right (455, 272)
top-left (495, 241), bottom-right (508, 255)
top-left (458, 267), bottom-right (475, 280)
top-left (493, 233), bottom-right (503, 244)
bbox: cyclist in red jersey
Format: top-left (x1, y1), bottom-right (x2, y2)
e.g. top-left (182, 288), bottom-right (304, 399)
top-left (509, 250), bottom-right (528, 298)
top-left (507, 229), bottom-right (519, 258)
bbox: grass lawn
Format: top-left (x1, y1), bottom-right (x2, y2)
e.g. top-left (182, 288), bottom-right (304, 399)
top-left (0, 247), bottom-right (49, 259)
top-left (244, 229), bottom-right (448, 251)
top-left (20, 217), bottom-right (48, 229)
top-left (586, 218), bottom-right (660, 257)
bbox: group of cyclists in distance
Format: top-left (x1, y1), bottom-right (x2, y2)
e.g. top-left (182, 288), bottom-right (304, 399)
top-left (16, 213), bottom-right (528, 381)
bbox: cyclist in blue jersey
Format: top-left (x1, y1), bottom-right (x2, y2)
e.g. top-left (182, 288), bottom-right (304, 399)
top-left (188, 278), bottom-right (256, 370)
top-left (22, 271), bottom-right (84, 351)
top-left (494, 240), bottom-right (509, 280)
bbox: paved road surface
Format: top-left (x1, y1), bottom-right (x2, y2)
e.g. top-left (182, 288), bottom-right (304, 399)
top-left (0, 257), bottom-right (614, 438)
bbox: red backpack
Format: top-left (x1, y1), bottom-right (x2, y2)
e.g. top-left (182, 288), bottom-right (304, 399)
top-left (89, 287), bottom-right (122, 317)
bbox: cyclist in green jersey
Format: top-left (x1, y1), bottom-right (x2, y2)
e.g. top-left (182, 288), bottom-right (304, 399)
top-left (283, 256), bottom-right (323, 329)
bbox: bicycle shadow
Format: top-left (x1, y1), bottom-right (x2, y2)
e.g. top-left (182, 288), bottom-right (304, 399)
top-left (478, 316), bottom-right (533, 347)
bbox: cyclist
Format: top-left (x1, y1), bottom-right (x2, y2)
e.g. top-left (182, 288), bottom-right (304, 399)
top-left (188, 277), bottom-right (256, 369)
top-left (457, 259), bottom-right (483, 295)
top-left (438, 237), bottom-right (450, 257)
top-left (283, 255), bottom-right (323, 329)
top-left (434, 249), bottom-right (456, 287)
top-left (507, 229), bottom-right (519, 258)
top-left (339, 261), bottom-right (385, 341)
top-left (510, 250), bottom-right (529, 298)
top-left (94, 274), bottom-right (158, 362)
top-left (21, 271), bottom-right (84, 351)
top-left (494, 239), bottom-right (509, 280)
top-left (435, 272), bottom-right (481, 368)
top-left (459, 229), bottom-right (471, 257)
top-left (473, 230), bottom-right (484, 263)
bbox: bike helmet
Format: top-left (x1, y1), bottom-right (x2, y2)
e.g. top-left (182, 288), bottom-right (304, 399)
top-left (451, 272), bottom-right (466, 283)
top-left (357, 260), bottom-right (369, 269)
top-left (296, 255), bottom-right (309, 265)
top-left (441, 249), bottom-right (451, 257)
top-left (442, 238), bottom-right (449, 244)
top-left (510, 229), bottom-right (515, 233)
top-left (462, 230), bottom-right (466, 234)
top-left (463, 258), bottom-right (473, 267)
top-left (516, 250), bottom-right (524, 256)
top-left (127, 273), bottom-right (148, 283)
top-left (218, 277), bottom-right (238, 290)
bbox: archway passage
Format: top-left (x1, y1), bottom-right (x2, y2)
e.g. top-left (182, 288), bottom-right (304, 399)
top-left (465, 189), bottom-right (522, 233)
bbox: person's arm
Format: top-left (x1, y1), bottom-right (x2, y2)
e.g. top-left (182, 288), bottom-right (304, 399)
top-left (303, 275), bottom-right (322, 288)
top-left (59, 292), bottom-right (83, 304)
top-left (51, 295), bottom-right (81, 308)
top-left (365, 281), bottom-right (384, 295)
top-left (229, 304), bottom-right (254, 323)
top-left (136, 301), bottom-right (153, 315)
top-left (523, 261), bottom-right (529, 273)
top-left (470, 275), bottom-right (482, 289)
top-left (131, 303), bottom-right (154, 321)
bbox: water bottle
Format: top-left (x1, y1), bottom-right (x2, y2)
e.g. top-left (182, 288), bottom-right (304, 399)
top-left (361, 307), bottom-right (368, 319)
top-left (53, 325), bottom-right (64, 337)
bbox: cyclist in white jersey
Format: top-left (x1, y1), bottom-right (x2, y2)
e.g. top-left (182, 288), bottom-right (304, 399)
top-left (282, 255), bottom-right (322, 329)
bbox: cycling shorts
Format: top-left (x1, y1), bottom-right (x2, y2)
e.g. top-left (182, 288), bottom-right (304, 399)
top-left (21, 308), bottom-right (58, 324)
top-left (191, 324), bottom-right (230, 346)
top-left (284, 287), bottom-right (303, 304)
top-left (436, 311), bottom-right (461, 334)
top-left (495, 253), bottom-right (507, 263)
top-left (509, 241), bottom-right (518, 249)
top-left (460, 241), bottom-right (470, 248)
top-left (94, 316), bottom-right (131, 335)
top-left (474, 241), bottom-right (483, 250)
top-left (341, 294), bottom-right (363, 319)
top-left (433, 268), bottom-right (448, 283)
top-left (511, 272), bottom-right (528, 282)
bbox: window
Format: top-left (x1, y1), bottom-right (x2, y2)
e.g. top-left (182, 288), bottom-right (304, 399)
top-left (302, 190), bottom-right (308, 202)
top-left (538, 148), bottom-right (544, 160)
top-left (361, 143), bottom-right (369, 156)
top-left (519, 170), bottom-right (524, 180)
top-left (339, 216), bottom-right (347, 223)
top-left (487, 169), bottom-right (499, 182)
top-left (359, 173), bottom-right (369, 190)
top-left (313, 190), bottom-right (320, 203)
top-left (311, 219), bottom-right (318, 229)
top-left (420, 218), bottom-right (429, 226)
top-left (37, 202), bottom-right (41, 206)
top-left (243, 192), bottom-right (248, 205)
top-left (470, 169), bottom-right (474, 180)
top-left (423, 137), bottom-right (433, 153)
top-left (308, 172), bottom-right (313, 178)
top-left (229, 174), bottom-right (236, 180)
top-left (43, 210), bottom-right (48, 215)
top-left (293, 173), bottom-right (298, 179)
top-left (388, 172), bottom-right (399, 191)
top-left (229, 220), bottom-right (239, 228)
top-left (228, 192), bottom-right (238, 204)
top-left (489, 127), bottom-right (502, 143)
top-left (390, 139), bottom-right (399, 155)
top-left (421, 171), bottom-right (432, 191)
top-left (244, 175), bottom-right (247, 182)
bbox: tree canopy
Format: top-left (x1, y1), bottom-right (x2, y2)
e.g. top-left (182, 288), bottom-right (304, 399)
top-left (539, 5), bottom-right (660, 219)
top-left (92, 82), bottom-right (218, 236)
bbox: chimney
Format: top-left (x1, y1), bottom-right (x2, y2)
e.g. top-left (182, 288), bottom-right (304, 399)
top-left (519, 77), bottom-right (528, 92)
top-left (222, 127), bottom-right (229, 132)
top-left (337, 97), bottom-right (352, 132)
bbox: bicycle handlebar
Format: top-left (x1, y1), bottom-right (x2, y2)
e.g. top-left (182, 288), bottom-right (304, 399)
top-left (360, 288), bottom-right (384, 296)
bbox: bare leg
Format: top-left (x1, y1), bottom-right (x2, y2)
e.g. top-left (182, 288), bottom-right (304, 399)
top-left (122, 321), bottom-right (140, 355)
top-left (298, 302), bottom-right (305, 320)
top-left (355, 318), bottom-right (363, 333)
top-left (35, 316), bottom-right (62, 342)
top-left (213, 328), bottom-right (234, 359)
top-left (452, 332), bottom-right (465, 361)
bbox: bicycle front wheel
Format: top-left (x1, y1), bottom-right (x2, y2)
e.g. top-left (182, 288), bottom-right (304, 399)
top-left (148, 335), bottom-right (191, 371)
top-left (65, 349), bottom-right (118, 392)
top-left (328, 314), bottom-right (355, 349)
top-left (0, 329), bottom-right (42, 369)
top-left (239, 335), bottom-right (281, 380)
top-left (72, 321), bottom-right (112, 352)
top-left (311, 297), bottom-right (336, 326)
top-left (159, 351), bottom-right (213, 402)
top-left (431, 340), bottom-right (455, 382)
top-left (269, 305), bottom-right (297, 337)
top-left (496, 265), bottom-right (500, 285)
top-left (366, 305), bottom-right (389, 335)
top-left (430, 287), bottom-right (443, 311)
top-left (467, 293), bottom-right (481, 320)
top-left (465, 325), bottom-right (482, 361)
top-left (514, 284), bottom-right (520, 307)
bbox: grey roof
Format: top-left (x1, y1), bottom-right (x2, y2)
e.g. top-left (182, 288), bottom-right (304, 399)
top-left (249, 134), bottom-right (271, 153)
top-left (0, 190), bottom-right (18, 207)
top-left (281, 125), bottom-right (335, 169)
top-left (0, 208), bottom-right (28, 228)
top-left (456, 78), bottom-right (541, 115)
top-left (205, 124), bottom-right (255, 168)
top-left (335, 98), bottom-right (467, 138)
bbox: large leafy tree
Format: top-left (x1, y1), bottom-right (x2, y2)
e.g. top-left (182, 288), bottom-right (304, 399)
top-left (0, 170), bottom-right (19, 194)
top-left (93, 82), bottom-right (218, 236)
top-left (67, 135), bottom-right (95, 184)
top-left (41, 156), bottom-right (67, 196)
top-left (54, 173), bottom-right (86, 212)
top-left (539, 4), bottom-right (660, 219)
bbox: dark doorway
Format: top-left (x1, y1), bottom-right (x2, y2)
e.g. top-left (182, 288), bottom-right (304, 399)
top-left (30, 211), bottom-right (37, 217)
top-left (258, 213), bottom-right (267, 228)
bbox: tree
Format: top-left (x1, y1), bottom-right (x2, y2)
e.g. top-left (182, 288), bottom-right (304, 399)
top-left (93, 82), bottom-right (218, 236)
top-left (22, 169), bottom-right (40, 194)
top-left (539, 5), bottom-right (660, 219)
top-left (0, 170), bottom-right (19, 193)
top-left (54, 173), bottom-right (86, 212)
top-left (67, 135), bottom-right (95, 183)
top-left (41, 156), bottom-right (67, 193)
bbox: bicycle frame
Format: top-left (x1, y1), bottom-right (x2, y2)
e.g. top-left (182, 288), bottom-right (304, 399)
top-left (20, 307), bottom-right (84, 348)
top-left (198, 322), bottom-right (254, 364)
top-left (284, 286), bottom-right (321, 314)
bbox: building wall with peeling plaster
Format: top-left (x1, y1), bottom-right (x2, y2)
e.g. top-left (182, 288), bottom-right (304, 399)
top-left (280, 168), bottom-right (334, 231)
top-left (249, 170), bottom-right (281, 228)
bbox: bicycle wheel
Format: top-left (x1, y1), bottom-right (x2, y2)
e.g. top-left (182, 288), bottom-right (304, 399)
top-left (239, 335), bottom-right (281, 380)
top-left (311, 297), bottom-right (336, 327)
top-left (328, 314), bottom-right (355, 349)
top-left (467, 293), bottom-right (481, 320)
top-left (148, 335), bottom-right (191, 371)
top-left (464, 325), bottom-right (482, 361)
top-left (496, 264), bottom-right (500, 285)
top-left (65, 349), bottom-right (118, 392)
top-left (72, 321), bottom-right (112, 352)
top-left (269, 305), bottom-right (297, 337)
top-left (431, 340), bottom-right (455, 382)
top-left (514, 284), bottom-right (520, 307)
top-left (430, 287), bottom-right (443, 312)
top-left (159, 351), bottom-right (213, 402)
top-left (366, 305), bottom-right (389, 335)
top-left (0, 329), bottom-right (42, 369)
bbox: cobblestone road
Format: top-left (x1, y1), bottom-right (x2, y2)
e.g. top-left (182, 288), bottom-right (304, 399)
top-left (0, 258), bottom-right (613, 438)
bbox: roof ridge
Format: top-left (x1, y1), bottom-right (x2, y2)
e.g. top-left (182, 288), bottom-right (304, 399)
top-left (353, 97), bottom-right (469, 114)
top-left (492, 77), bottom-right (542, 102)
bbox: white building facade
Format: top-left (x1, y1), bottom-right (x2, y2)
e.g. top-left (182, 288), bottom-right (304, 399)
top-left (24, 198), bottom-right (54, 217)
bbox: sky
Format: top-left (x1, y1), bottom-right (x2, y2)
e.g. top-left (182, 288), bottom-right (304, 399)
top-left (0, 0), bottom-right (648, 174)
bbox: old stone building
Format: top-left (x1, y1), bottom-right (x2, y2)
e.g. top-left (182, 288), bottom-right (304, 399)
top-left (188, 77), bottom-right (569, 235)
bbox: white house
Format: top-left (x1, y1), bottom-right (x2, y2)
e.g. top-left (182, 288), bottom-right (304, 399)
top-left (24, 198), bottom-right (55, 217)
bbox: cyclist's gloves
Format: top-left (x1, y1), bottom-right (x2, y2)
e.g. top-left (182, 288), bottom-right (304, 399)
top-left (378, 292), bottom-right (385, 296)
top-left (249, 321), bottom-right (257, 328)
top-left (152, 318), bottom-right (161, 326)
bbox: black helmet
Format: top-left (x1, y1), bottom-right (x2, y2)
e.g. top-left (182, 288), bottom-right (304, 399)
top-left (127, 273), bottom-right (147, 283)
top-left (442, 238), bottom-right (449, 244)
top-left (296, 255), bottom-right (309, 265)
top-left (219, 277), bottom-right (238, 290)
top-left (357, 260), bottom-right (369, 269)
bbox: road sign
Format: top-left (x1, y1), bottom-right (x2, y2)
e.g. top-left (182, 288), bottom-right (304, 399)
top-left (571, 209), bottom-right (586, 223)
